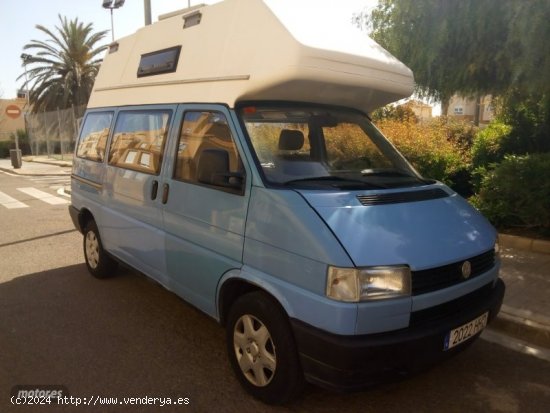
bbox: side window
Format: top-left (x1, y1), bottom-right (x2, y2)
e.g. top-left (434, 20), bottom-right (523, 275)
top-left (108, 110), bottom-right (171, 175)
top-left (76, 112), bottom-right (113, 162)
top-left (174, 111), bottom-right (244, 192)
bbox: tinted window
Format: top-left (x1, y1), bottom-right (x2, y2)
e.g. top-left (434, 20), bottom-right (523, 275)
top-left (174, 111), bottom-right (243, 190)
top-left (137, 46), bottom-right (181, 77)
top-left (76, 112), bottom-right (113, 162)
top-left (108, 110), bottom-right (171, 175)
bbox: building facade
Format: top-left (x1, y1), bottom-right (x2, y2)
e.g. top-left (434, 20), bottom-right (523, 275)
top-left (403, 99), bottom-right (433, 122)
top-left (447, 95), bottom-right (494, 125)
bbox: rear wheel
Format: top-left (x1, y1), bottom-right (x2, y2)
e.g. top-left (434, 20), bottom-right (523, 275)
top-left (83, 220), bottom-right (118, 278)
top-left (226, 291), bottom-right (304, 404)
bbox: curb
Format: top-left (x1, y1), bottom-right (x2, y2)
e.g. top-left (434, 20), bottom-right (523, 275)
top-left (484, 303), bottom-right (550, 361)
top-left (22, 156), bottom-right (72, 168)
top-left (0, 166), bottom-right (71, 177)
top-left (489, 305), bottom-right (550, 349)
top-left (0, 156), bottom-right (72, 177)
top-left (500, 304), bottom-right (550, 328)
top-left (481, 329), bottom-right (550, 363)
top-left (499, 233), bottom-right (550, 255)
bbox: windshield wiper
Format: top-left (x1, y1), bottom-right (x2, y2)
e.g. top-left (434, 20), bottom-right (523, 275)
top-left (361, 169), bottom-right (434, 185)
top-left (283, 176), bottom-right (386, 189)
top-left (361, 168), bottom-right (411, 177)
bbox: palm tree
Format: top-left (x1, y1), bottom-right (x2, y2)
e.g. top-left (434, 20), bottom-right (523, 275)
top-left (19, 15), bottom-right (108, 113)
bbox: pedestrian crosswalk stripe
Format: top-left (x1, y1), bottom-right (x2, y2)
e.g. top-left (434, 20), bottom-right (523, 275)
top-left (16, 187), bottom-right (69, 205)
top-left (0, 191), bottom-right (29, 209)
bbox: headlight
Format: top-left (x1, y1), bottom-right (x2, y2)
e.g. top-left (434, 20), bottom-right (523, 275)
top-left (326, 265), bottom-right (411, 302)
top-left (494, 236), bottom-right (500, 257)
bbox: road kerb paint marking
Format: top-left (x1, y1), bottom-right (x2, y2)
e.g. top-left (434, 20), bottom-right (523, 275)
top-left (0, 191), bottom-right (29, 209)
top-left (16, 187), bottom-right (69, 205)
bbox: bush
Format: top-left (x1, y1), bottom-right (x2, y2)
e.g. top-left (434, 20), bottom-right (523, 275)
top-left (470, 153), bottom-right (550, 231)
top-left (0, 130), bottom-right (32, 157)
top-left (470, 93), bottom-right (550, 171)
top-left (372, 105), bottom-right (418, 122)
top-left (376, 118), bottom-right (472, 194)
top-left (498, 92), bottom-right (550, 155)
top-left (471, 121), bottom-right (512, 168)
top-left (0, 141), bottom-right (12, 158)
top-left (445, 117), bottom-right (478, 151)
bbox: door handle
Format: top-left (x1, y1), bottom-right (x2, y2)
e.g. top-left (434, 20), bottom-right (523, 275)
top-left (151, 180), bottom-right (159, 200)
top-left (162, 183), bottom-right (170, 204)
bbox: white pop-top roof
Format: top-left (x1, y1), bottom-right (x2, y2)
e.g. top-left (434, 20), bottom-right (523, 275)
top-left (88, 0), bottom-right (414, 112)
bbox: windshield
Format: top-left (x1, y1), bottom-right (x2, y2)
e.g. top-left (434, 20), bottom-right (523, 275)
top-left (239, 105), bottom-right (426, 189)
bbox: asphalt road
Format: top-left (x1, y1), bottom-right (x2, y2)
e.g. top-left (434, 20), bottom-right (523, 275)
top-left (1, 171), bottom-right (550, 413)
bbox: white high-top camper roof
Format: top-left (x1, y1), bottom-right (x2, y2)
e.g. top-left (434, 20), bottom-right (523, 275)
top-left (88, 0), bottom-right (414, 112)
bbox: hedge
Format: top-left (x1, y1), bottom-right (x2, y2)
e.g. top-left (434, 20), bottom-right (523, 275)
top-left (470, 153), bottom-right (550, 231)
top-left (376, 118), bottom-right (473, 195)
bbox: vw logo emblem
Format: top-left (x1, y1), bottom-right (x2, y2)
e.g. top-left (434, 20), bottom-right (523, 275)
top-left (461, 261), bottom-right (472, 279)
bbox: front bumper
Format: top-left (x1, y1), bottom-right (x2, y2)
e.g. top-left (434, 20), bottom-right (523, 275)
top-left (68, 205), bottom-right (82, 233)
top-left (291, 278), bottom-right (505, 391)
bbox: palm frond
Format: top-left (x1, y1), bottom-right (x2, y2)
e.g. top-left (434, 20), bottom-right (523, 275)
top-left (19, 14), bottom-right (108, 112)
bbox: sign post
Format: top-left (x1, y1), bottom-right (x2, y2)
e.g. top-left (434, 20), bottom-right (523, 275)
top-left (5, 105), bottom-right (22, 150)
top-left (5, 104), bottom-right (23, 168)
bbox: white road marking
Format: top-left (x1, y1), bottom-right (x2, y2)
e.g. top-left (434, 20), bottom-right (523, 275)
top-left (57, 187), bottom-right (71, 198)
top-left (16, 187), bottom-right (69, 205)
top-left (0, 191), bottom-right (29, 209)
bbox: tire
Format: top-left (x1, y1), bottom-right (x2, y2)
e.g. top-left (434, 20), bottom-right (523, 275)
top-left (83, 220), bottom-right (118, 279)
top-left (226, 291), bottom-right (305, 404)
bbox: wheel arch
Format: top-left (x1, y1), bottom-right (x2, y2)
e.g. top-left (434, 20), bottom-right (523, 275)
top-left (77, 208), bottom-right (95, 233)
top-left (217, 272), bottom-right (293, 327)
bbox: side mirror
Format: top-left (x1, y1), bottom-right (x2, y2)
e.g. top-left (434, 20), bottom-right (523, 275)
top-left (197, 149), bottom-right (243, 190)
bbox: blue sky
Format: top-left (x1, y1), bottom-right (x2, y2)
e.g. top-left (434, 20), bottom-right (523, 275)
top-left (0, 0), bottom-right (375, 99)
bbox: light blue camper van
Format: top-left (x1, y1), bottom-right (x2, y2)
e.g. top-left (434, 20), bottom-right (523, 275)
top-left (69, 0), bottom-right (505, 404)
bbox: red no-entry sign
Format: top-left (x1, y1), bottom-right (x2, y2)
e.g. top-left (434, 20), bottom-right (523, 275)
top-left (5, 104), bottom-right (22, 119)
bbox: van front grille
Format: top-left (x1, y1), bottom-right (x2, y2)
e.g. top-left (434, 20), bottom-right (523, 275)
top-left (409, 282), bottom-right (494, 327)
top-left (411, 249), bottom-right (496, 295)
top-left (356, 188), bottom-right (448, 206)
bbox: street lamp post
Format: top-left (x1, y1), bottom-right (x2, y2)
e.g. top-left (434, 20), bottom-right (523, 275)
top-left (20, 54), bottom-right (31, 107)
top-left (102, 0), bottom-right (126, 42)
top-left (144, 0), bottom-right (152, 25)
top-left (19, 53), bottom-right (33, 154)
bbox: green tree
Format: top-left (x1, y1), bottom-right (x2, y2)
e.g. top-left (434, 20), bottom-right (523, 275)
top-left (358, 0), bottom-right (550, 104)
top-left (19, 15), bottom-right (108, 113)
top-left (497, 91), bottom-right (550, 155)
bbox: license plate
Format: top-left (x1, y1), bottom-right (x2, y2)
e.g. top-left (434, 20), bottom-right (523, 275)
top-left (444, 312), bottom-right (488, 350)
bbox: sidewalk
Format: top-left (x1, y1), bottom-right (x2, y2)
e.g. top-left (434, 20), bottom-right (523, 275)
top-left (483, 245), bottom-right (550, 361)
top-left (1, 156), bottom-right (549, 359)
top-left (0, 156), bottom-right (72, 176)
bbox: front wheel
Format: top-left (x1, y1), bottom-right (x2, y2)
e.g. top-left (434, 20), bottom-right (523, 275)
top-left (83, 220), bottom-right (118, 278)
top-left (226, 291), bottom-right (304, 404)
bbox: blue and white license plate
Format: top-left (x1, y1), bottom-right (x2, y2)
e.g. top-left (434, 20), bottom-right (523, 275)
top-left (444, 312), bottom-right (488, 350)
